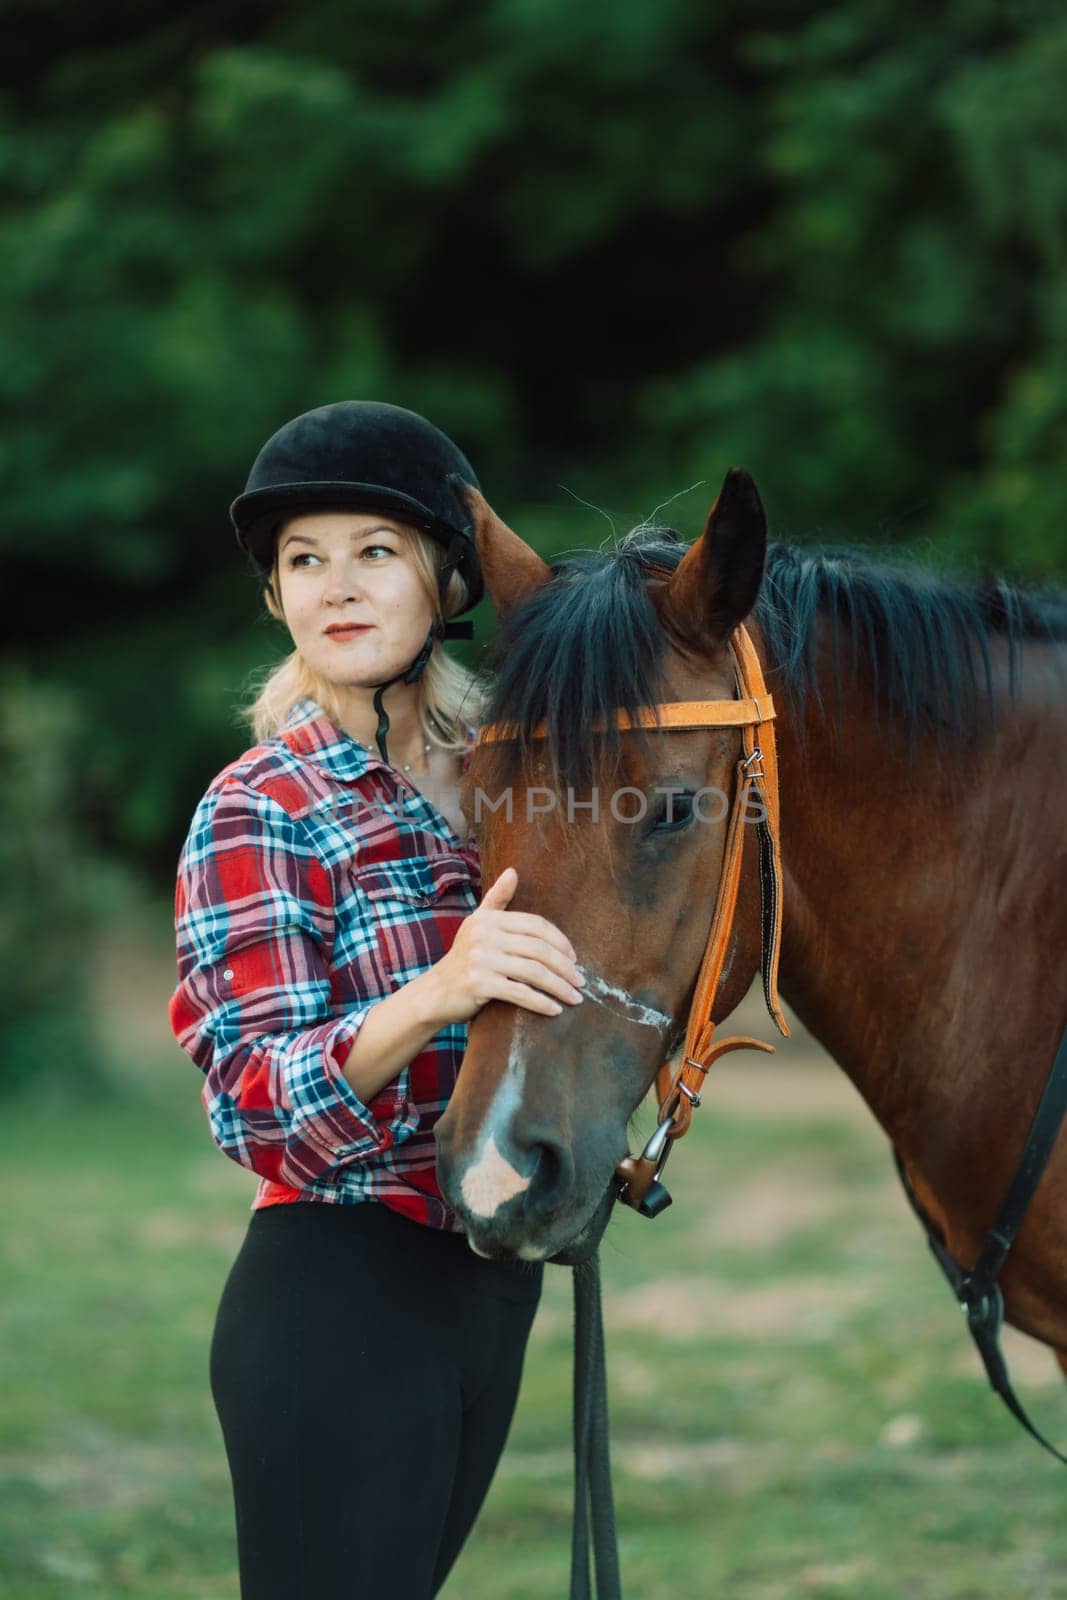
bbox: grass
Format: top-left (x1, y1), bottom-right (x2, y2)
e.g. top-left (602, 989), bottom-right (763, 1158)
top-left (2, 954), bottom-right (1065, 1599)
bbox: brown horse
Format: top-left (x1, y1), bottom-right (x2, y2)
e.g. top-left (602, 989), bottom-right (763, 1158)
top-left (434, 471), bottom-right (1067, 1383)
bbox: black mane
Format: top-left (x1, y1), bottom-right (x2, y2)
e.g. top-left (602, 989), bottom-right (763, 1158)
top-left (477, 525), bottom-right (1066, 790)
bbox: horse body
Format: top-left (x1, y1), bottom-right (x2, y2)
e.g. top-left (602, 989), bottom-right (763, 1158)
top-left (776, 623), bottom-right (1067, 1350)
top-left (435, 473), bottom-right (1067, 1371)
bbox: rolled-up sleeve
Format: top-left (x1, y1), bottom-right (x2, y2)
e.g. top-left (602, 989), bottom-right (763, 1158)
top-left (168, 776), bottom-right (419, 1187)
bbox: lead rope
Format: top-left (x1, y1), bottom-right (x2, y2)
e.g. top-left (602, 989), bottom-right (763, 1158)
top-left (571, 1255), bottom-right (622, 1600)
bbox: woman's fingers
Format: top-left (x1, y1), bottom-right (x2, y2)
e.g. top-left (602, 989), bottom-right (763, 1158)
top-left (492, 978), bottom-right (565, 1017)
top-left (492, 953), bottom-right (584, 1007)
top-left (454, 879), bottom-right (584, 1018)
top-left (479, 866), bottom-right (518, 908)
top-left (481, 909), bottom-right (577, 963)
top-left (477, 871), bottom-right (576, 964)
top-left (497, 932), bottom-right (585, 990)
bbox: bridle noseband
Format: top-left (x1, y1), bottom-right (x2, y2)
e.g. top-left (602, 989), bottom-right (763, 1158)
top-left (475, 621), bottom-right (789, 1216)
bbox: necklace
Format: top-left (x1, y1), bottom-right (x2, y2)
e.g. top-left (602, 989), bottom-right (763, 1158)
top-left (349, 731), bottom-right (433, 774)
top-left (401, 741), bottom-right (433, 774)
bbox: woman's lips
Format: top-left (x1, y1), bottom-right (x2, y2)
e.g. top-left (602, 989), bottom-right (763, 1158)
top-left (324, 625), bottom-right (372, 640)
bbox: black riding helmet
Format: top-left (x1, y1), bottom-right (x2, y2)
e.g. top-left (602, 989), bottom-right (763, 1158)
top-left (230, 401), bottom-right (483, 765)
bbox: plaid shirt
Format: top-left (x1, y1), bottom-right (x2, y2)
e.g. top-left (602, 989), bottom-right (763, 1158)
top-left (168, 697), bottom-right (481, 1229)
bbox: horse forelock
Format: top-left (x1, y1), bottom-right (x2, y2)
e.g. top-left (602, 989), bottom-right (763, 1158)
top-left (478, 530), bottom-right (691, 793)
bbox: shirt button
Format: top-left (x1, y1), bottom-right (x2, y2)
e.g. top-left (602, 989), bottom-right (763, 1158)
top-left (223, 968), bottom-right (234, 981)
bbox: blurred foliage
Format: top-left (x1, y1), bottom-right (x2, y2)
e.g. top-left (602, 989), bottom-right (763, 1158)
top-left (0, 0), bottom-right (1064, 888)
top-left (0, 667), bottom-right (130, 1099)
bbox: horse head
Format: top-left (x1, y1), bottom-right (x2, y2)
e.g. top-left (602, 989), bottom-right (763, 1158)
top-left (435, 470), bottom-right (773, 1261)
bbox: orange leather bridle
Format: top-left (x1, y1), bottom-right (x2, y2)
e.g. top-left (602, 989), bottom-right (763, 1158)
top-left (475, 621), bottom-right (789, 1216)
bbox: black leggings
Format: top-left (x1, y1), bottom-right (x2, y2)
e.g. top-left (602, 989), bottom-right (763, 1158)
top-left (209, 1201), bottom-right (543, 1599)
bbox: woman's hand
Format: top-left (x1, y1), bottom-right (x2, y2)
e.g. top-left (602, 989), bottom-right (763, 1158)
top-left (426, 866), bottom-right (586, 1024)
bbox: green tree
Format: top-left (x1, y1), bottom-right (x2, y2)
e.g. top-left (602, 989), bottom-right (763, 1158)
top-left (0, 0), bottom-right (1062, 884)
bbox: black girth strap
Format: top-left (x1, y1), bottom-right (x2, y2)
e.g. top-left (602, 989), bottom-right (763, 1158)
top-left (893, 1019), bottom-right (1067, 1465)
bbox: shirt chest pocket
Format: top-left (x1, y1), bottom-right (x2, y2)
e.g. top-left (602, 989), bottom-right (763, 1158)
top-left (349, 852), bottom-right (477, 988)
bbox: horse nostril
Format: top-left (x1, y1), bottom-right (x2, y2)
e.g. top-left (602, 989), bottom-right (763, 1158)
top-left (523, 1136), bottom-right (574, 1220)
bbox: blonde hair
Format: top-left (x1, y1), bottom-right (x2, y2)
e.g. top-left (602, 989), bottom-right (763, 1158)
top-left (240, 519), bottom-right (487, 749)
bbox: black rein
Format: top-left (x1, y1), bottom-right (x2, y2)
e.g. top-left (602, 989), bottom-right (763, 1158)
top-left (894, 1018), bottom-right (1067, 1464)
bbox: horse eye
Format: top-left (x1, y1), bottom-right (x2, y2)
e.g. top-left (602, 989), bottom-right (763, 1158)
top-left (648, 791), bottom-right (695, 834)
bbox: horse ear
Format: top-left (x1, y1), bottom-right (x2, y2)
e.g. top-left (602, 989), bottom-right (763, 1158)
top-left (659, 468), bottom-right (767, 646)
top-left (449, 478), bottom-right (552, 617)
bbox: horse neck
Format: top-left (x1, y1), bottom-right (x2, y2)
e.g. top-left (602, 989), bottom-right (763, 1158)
top-left (767, 616), bottom-right (1066, 1152)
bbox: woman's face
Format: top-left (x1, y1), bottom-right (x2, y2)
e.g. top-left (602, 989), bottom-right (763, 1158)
top-left (275, 509), bottom-right (435, 691)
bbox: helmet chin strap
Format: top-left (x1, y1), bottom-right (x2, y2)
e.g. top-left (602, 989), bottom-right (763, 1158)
top-left (369, 627), bottom-right (436, 764)
top-left (368, 534), bottom-right (474, 765)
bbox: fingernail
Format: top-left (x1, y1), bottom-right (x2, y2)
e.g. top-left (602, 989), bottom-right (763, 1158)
top-left (570, 987), bottom-right (583, 1003)
top-left (550, 1002), bottom-right (563, 1015)
top-left (573, 970), bottom-right (586, 985)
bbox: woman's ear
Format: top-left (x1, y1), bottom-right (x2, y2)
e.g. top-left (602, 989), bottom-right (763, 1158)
top-left (264, 577), bottom-right (284, 621)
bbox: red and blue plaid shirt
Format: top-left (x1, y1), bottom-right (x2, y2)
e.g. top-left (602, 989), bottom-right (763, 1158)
top-left (168, 697), bottom-right (482, 1229)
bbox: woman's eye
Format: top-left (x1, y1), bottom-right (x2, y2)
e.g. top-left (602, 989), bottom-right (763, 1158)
top-left (287, 544), bottom-right (394, 569)
top-left (647, 790), bottom-right (695, 835)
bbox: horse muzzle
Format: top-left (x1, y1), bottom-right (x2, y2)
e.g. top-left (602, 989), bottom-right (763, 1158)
top-left (436, 1111), bottom-right (621, 1261)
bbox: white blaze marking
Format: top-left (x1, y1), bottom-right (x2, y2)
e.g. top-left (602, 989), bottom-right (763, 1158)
top-left (461, 1023), bottom-right (531, 1220)
top-left (461, 1134), bottom-right (531, 1218)
top-left (575, 968), bottom-right (673, 1033)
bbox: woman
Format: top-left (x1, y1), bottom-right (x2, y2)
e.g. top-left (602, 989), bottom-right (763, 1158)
top-left (168, 401), bottom-right (586, 1599)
